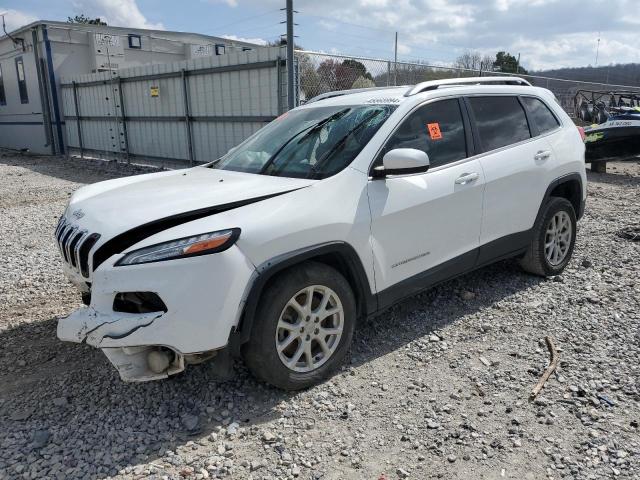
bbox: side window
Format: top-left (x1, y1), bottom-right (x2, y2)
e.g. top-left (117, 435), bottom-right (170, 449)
top-left (468, 96), bottom-right (530, 152)
top-left (0, 64), bottom-right (6, 106)
top-left (380, 98), bottom-right (467, 169)
top-left (15, 57), bottom-right (29, 104)
top-left (521, 96), bottom-right (560, 135)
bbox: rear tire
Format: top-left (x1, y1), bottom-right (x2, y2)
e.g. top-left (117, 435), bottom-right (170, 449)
top-left (519, 197), bottom-right (577, 277)
top-left (243, 262), bottom-right (356, 390)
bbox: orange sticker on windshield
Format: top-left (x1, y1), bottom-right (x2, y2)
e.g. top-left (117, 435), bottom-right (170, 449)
top-left (427, 123), bottom-right (442, 140)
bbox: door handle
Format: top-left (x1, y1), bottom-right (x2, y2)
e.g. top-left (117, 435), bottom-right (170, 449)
top-left (534, 150), bottom-right (551, 161)
top-left (455, 172), bottom-right (480, 185)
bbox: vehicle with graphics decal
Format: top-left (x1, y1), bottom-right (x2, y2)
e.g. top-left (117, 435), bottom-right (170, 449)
top-left (56, 77), bottom-right (586, 389)
top-left (574, 89), bottom-right (640, 162)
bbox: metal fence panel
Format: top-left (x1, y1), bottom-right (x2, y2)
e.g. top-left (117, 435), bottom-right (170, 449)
top-left (60, 47), bottom-right (285, 168)
top-left (61, 46), bottom-right (640, 170)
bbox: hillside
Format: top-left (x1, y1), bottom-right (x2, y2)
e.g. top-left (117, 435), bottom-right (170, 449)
top-left (533, 63), bottom-right (640, 87)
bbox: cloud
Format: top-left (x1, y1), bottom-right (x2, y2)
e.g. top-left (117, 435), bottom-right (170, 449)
top-left (7, 0), bottom-right (635, 69)
top-left (208, 0), bottom-right (239, 6)
top-left (317, 20), bottom-right (337, 31)
top-left (220, 34), bottom-right (267, 46)
top-left (0, 8), bottom-right (38, 31)
top-left (397, 43), bottom-right (411, 55)
top-left (232, 0), bottom-right (640, 69)
top-left (71, 0), bottom-right (164, 30)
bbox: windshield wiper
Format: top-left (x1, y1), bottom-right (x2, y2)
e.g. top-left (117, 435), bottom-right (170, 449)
top-left (307, 109), bottom-right (382, 179)
top-left (259, 108), bottom-right (351, 175)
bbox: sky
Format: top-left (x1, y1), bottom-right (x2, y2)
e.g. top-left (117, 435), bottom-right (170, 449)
top-left (1, 0), bottom-right (639, 71)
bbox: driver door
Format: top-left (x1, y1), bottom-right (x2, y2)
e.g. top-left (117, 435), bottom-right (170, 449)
top-left (367, 98), bottom-right (485, 305)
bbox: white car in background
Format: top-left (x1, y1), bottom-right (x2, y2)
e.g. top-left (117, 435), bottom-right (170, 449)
top-left (55, 77), bottom-right (586, 390)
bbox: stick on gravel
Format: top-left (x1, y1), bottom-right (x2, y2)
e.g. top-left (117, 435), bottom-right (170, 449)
top-left (530, 336), bottom-right (559, 400)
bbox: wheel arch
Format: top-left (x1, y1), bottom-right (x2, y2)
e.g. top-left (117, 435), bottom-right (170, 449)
top-left (230, 242), bottom-right (376, 352)
top-left (540, 173), bottom-right (585, 222)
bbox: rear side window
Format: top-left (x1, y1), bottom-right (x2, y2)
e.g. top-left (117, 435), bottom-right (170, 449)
top-left (0, 64), bottom-right (6, 105)
top-left (380, 98), bottom-right (467, 168)
top-left (468, 96), bottom-right (530, 152)
top-left (15, 57), bottom-right (29, 104)
top-left (521, 97), bottom-right (560, 134)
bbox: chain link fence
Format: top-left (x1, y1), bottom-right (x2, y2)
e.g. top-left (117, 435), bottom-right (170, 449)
top-left (295, 50), bottom-right (640, 120)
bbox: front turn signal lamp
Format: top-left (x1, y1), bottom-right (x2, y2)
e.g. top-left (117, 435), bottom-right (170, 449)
top-left (115, 228), bottom-right (240, 266)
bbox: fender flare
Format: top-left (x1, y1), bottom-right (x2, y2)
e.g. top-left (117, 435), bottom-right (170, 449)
top-left (537, 172), bottom-right (585, 224)
top-left (230, 241), bottom-right (376, 352)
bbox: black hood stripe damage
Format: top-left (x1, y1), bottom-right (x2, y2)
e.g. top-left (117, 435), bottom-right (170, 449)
top-left (92, 189), bottom-right (301, 270)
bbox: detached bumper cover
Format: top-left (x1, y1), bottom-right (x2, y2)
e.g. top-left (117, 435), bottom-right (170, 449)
top-left (57, 307), bottom-right (163, 347)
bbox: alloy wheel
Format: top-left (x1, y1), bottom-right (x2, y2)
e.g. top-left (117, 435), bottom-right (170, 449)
top-left (544, 210), bottom-right (572, 266)
top-left (275, 285), bottom-right (344, 373)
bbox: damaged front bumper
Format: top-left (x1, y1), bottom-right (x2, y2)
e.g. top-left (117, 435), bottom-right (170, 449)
top-left (56, 244), bottom-right (257, 382)
top-left (57, 307), bottom-right (181, 382)
top-left (58, 307), bottom-right (163, 347)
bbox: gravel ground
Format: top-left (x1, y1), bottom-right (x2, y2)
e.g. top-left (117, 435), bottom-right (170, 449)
top-left (0, 151), bottom-right (639, 480)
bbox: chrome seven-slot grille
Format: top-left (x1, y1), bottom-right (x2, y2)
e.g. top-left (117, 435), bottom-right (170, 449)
top-left (55, 217), bottom-right (101, 278)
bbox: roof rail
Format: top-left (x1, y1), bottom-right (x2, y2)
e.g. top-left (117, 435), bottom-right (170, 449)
top-left (305, 86), bottom-right (403, 104)
top-left (404, 76), bottom-right (532, 97)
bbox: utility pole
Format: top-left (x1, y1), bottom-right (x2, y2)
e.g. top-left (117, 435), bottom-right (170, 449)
top-left (516, 53), bottom-right (520, 74)
top-left (394, 31), bottom-right (398, 86)
top-left (595, 31), bottom-right (601, 66)
top-left (286, 0), bottom-right (295, 109)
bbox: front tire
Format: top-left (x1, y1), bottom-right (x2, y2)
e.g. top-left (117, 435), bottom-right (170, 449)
top-left (519, 197), bottom-right (577, 277)
top-left (243, 262), bottom-right (356, 390)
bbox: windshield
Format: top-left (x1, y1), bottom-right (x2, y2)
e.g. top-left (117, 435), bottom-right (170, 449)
top-left (208, 104), bottom-right (396, 179)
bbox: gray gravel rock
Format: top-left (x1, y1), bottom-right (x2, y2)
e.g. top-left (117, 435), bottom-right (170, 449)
top-left (1, 153), bottom-right (639, 479)
top-left (31, 429), bottom-right (51, 449)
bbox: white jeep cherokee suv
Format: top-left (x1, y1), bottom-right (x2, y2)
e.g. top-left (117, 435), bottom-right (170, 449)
top-left (56, 77), bottom-right (586, 389)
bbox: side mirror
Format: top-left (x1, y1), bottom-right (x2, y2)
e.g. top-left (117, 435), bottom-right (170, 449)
top-left (374, 148), bottom-right (430, 177)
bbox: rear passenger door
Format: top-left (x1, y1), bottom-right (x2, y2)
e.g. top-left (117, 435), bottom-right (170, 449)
top-left (466, 95), bottom-right (558, 252)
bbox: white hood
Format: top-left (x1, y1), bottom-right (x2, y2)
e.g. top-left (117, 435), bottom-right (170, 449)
top-left (65, 167), bottom-right (315, 239)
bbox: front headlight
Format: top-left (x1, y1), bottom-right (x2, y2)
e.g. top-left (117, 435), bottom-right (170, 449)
top-left (115, 228), bottom-right (240, 266)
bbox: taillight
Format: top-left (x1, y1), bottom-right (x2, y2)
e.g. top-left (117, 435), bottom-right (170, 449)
top-left (577, 126), bottom-right (586, 142)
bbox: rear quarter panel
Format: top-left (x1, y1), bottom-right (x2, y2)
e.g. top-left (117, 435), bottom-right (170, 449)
top-left (544, 94), bottom-right (587, 201)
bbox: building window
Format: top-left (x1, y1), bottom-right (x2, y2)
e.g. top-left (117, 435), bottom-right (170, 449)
top-left (242, 47), bottom-right (252, 52)
top-left (0, 64), bottom-right (6, 106)
top-left (215, 44), bottom-right (226, 55)
top-left (128, 34), bottom-right (142, 49)
top-left (15, 57), bottom-right (29, 104)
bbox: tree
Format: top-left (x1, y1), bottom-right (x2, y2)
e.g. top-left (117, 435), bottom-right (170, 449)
top-left (315, 58), bottom-right (374, 91)
top-left (455, 50), bottom-right (494, 73)
top-left (67, 14), bottom-right (107, 25)
top-left (493, 51), bottom-right (528, 74)
top-left (316, 58), bottom-right (340, 91)
top-left (455, 51), bottom-right (481, 70)
top-left (480, 55), bottom-right (494, 73)
top-left (298, 53), bottom-right (323, 101)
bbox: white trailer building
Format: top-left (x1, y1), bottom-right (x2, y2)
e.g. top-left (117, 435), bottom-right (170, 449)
top-left (0, 20), bottom-right (259, 154)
